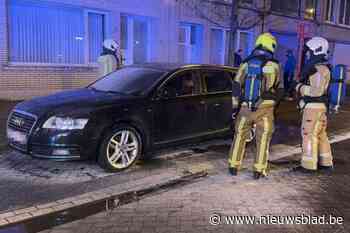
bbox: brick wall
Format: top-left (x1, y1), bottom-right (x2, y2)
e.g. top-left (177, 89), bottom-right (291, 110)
top-left (0, 0), bottom-right (165, 101)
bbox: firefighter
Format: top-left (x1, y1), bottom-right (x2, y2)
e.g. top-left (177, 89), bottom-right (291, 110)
top-left (98, 39), bottom-right (123, 77)
top-left (229, 33), bottom-right (281, 179)
top-left (294, 37), bottom-right (333, 172)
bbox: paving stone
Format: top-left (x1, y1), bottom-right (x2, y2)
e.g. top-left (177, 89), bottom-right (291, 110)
top-left (0, 219), bottom-right (9, 227)
top-left (14, 206), bottom-right (37, 215)
top-left (0, 211), bottom-right (15, 220)
top-left (31, 208), bottom-right (55, 217)
top-left (6, 213), bottom-right (32, 223)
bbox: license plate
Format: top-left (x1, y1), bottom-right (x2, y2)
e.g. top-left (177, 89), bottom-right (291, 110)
top-left (7, 128), bottom-right (27, 145)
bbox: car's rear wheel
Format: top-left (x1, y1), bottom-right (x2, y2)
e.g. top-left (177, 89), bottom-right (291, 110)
top-left (98, 125), bottom-right (142, 172)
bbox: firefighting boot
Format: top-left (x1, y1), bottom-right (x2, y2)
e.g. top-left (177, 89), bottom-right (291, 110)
top-left (253, 171), bottom-right (265, 180)
top-left (292, 165), bottom-right (317, 174)
top-left (318, 165), bottom-right (334, 174)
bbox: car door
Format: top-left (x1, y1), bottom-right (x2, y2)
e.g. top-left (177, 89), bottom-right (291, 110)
top-left (201, 69), bottom-right (234, 132)
top-left (153, 69), bottom-right (205, 143)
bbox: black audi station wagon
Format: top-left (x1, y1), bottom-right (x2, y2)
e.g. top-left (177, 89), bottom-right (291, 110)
top-left (7, 63), bottom-right (237, 172)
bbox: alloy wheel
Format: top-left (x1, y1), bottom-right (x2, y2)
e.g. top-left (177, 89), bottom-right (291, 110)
top-left (106, 130), bottom-right (139, 169)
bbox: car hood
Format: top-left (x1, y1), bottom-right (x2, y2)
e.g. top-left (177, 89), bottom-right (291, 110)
top-left (14, 88), bottom-right (132, 117)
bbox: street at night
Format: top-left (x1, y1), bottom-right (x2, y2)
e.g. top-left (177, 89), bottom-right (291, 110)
top-left (1, 0), bottom-right (350, 232)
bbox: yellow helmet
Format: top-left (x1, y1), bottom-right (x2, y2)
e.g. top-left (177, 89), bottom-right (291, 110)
top-left (255, 33), bottom-right (277, 53)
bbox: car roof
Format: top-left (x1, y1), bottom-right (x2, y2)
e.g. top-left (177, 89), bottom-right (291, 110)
top-left (128, 63), bottom-right (238, 72)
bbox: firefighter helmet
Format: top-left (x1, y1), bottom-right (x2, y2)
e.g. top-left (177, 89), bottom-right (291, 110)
top-left (255, 33), bottom-right (277, 53)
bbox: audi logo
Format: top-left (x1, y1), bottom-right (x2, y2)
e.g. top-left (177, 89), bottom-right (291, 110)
top-left (12, 117), bottom-right (25, 127)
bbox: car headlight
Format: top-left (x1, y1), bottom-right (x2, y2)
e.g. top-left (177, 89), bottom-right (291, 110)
top-left (42, 117), bottom-right (89, 130)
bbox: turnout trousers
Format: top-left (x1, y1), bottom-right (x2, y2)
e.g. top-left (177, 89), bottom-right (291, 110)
top-left (228, 106), bottom-right (274, 175)
top-left (301, 108), bottom-right (333, 170)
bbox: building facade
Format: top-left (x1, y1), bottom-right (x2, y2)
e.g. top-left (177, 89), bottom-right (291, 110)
top-left (0, 0), bottom-right (350, 100)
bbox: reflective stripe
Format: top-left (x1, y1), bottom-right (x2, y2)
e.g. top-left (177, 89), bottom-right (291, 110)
top-left (319, 153), bottom-right (332, 158)
top-left (229, 117), bottom-right (247, 166)
top-left (254, 116), bottom-right (272, 173)
top-left (337, 67), bottom-right (343, 105)
top-left (302, 156), bottom-right (314, 161)
top-left (259, 117), bottom-right (269, 166)
top-left (249, 77), bottom-right (255, 102)
top-left (311, 114), bottom-right (321, 161)
top-left (303, 86), bottom-right (311, 96)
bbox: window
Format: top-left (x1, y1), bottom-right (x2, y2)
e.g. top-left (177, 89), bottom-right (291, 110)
top-left (89, 13), bottom-right (105, 63)
top-left (305, 0), bottom-right (317, 19)
top-left (163, 71), bottom-right (200, 97)
top-left (223, 30), bottom-right (253, 65)
top-left (326, 0), bottom-right (336, 22)
top-left (90, 67), bottom-right (164, 96)
top-left (120, 15), bottom-right (152, 65)
top-left (8, 0), bottom-right (106, 65)
top-left (178, 23), bottom-right (203, 64)
top-left (203, 70), bottom-right (232, 93)
top-left (210, 29), bottom-right (225, 65)
top-left (271, 0), bottom-right (299, 15)
top-left (338, 0), bottom-right (350, 25)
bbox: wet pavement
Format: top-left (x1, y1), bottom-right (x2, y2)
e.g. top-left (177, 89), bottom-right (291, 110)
top-left (17, 138), bottom-right (347, 233)
top-left (17, 138), bottom-right (346, 233)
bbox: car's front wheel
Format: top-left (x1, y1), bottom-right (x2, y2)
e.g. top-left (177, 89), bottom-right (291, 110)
top-left (98, 125), bottom-right (142, 172)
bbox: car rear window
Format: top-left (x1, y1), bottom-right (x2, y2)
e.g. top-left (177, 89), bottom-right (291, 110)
top-left (203, 70), bottom-right (233, 93)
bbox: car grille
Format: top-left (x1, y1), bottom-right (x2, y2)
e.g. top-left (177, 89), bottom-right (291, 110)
top-left (7, 110), bottom-right (37, 151)
top-left (8, 111), bottom-right (36, 133)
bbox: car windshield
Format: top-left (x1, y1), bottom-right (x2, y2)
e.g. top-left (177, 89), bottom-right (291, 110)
top-left (89, 67), bottom-right (165, 95)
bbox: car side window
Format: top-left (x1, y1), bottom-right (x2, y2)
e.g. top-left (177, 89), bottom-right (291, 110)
top-left (203, 70), bottom-right (233, 93)
top-left (161, 70), bottom-right (200, 98)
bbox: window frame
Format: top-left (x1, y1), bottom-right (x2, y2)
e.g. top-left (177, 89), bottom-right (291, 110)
top-left (177, 22), bottom-right (203, 64)
top-left (120, 14), bottom-right (152, 65)
top-left (209, 27), bottom-right (230, 65)
top-left (325, 0), bottom-right (337, 24)
top-left (85, 9), bottom-right (110, 66)
top-left (157, 68), bottom-right (203, 99)
top-left (270, 0), bottom-right (301, 17)
top-left (304, 0), bottom-right (317, 20)
top-left (201, 69), bottom-right (233, 95)
top-left (7, 1), bottom-right (110, 67)
top-left (337, 0), bottom-right (350, 27)
top-left (178, 24), bottom-right (194, 64)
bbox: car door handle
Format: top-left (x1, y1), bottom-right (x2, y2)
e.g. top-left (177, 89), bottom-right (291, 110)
top-left (200, 101), bottom-right (206, 105)
top-left (214, 103), bottom-right (221, 107)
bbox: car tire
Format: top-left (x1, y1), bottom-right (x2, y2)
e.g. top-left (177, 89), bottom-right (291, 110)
top-left (98, 125), bottom-right (142, 172)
